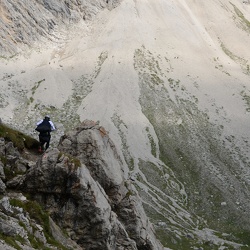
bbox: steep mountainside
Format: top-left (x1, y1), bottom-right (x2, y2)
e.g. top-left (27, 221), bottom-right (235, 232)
top-left (0, 0), bottom-right (121, 55)
top-left (1, 0), bottom-right (250, 249)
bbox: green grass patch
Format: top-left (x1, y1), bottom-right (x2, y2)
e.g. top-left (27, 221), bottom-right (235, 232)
top-left (146, 127), bottom-right (157, 157)
top-left (94, 51), bottom-right (108, 78)
top-left (231, 2), bottom-right (250, 32)
top-left (0, 232), bottom-right (23, 250)
top-left (0, 156), bottom-right (7, 166)
top-left (240, 89), bottom-right (250, 112)
top-left (234, 231), bottom-right (250, 247)
top-left (9, 199), bottom-right (49, 228)
top-left (154, 227), bottom-right (195, 250)
top-left (31, 79), bottom-right (45, 95)
top-left (9, 198), bottom-right (68, 250)
top-left (0, 123), bottom-right (39, 151)
top-left (220, 42), bottom-right (246, 64)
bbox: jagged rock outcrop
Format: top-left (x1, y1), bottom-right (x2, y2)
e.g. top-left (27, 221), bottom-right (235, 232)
top-left (0, 193), bottom-right (81, 250)
top-left (0, 137), bottom-right (36, 194)
top-left (1, 120), bottom-right (163, 249)
top-left (0, 0), bottom-right (122, 56)
top-left (0, 133), bottom-right (82, 249)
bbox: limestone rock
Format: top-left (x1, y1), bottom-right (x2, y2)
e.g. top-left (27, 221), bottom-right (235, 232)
top-left (49, 217), bottom-right (82, 250)
top-left (0, 241), bottom-right (16, 250)
top-left (0, 121), bottom-right (162, 249)
top-left (0, 178), bottom-right (6, 194)
top-left (0, 0), bottom-right (122, 56)
top-left (0, 193), bottom-right (79, 250)
top-left (58, 119), bottom-right (125, 201)
top-left (19, 120), bottom-right (163, 250)
top-left (0, 160), bottom-right (5, 179)
top-left (0, 137), bottom-right (6, 156)
top-left (0, 138), bottom-right (30, 186)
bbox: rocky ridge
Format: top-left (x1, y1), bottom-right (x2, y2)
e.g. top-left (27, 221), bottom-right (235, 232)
top-left (0, 0), bottom-right (121, 56)
top-left (0, 120), bottom-right (163, 250)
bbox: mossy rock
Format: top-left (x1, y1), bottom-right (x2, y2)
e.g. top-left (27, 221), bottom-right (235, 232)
top-left (0, 123), bottom-right (40, 151)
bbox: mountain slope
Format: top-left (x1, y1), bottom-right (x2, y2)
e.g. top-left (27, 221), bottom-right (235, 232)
top-left (1, 0), bottom-right (250, 248)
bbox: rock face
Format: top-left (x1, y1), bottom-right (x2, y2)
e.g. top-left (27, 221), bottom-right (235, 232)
top-left (0, 0), bottom-right (122, 55)
top-left (1, 120), bottom-right (163, 250)
top-left (0, 136), bottom-right (80, 249)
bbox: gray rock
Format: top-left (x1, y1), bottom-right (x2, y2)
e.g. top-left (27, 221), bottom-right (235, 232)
top-left (20, 121), bottom-right (163, 250)
top-left (5, 141), bottom-right (20, 158)
top-left (0, 218), bottom-right (19, 236)
top-left (0, 161), bottom-right (5, 179)
top-left (0, 179), bottom-right (6, 194)
top-left (0, 0), bottom-right (122, 56)
top-left (0, 241), bottom-right (16, 250)
top-left (14, 158), bottom-right (31, 173)
top-left (0, 137), bottom-right (5, 156)
top-left (6, 175), bottom-right (25, 189)
top-left (0, 121), bottom-right (162, 249)
top-left (34, 229), bottom-right (47, 245)
top-left (0, 196), bottom-right (23, 217)
top-left (49, 217), bottom-right (82, 250)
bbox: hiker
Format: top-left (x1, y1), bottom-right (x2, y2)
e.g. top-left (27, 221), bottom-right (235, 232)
top-left (35, 115), bottom-right (56, 152)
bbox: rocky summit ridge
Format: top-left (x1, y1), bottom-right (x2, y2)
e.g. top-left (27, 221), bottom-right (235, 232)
top-left (0, 120), bottom-right (163, 250)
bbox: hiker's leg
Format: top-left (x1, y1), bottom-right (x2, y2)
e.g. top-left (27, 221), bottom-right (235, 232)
top-left (41, 141), bottom-right (45, 150)
top-left (39, 135), bottom-right (44, 151)
top-left (45, 137), bottom-right (51, 150)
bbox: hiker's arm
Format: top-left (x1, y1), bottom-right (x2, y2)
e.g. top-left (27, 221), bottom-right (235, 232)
top-left (49, 121), bottom-right (56, 130)
top-left (36, 120), bottom-right (43, 126)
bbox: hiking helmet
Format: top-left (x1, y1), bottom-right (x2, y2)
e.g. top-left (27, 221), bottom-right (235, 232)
top-left (45, 115), bottom-right (50, 119)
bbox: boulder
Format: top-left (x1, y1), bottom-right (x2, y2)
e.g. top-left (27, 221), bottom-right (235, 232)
top-left (0, 178), bottom-right (6, 193)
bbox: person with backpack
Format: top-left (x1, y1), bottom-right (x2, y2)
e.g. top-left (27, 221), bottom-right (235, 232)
top-left (35, 115), bottom-right (56, 152)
